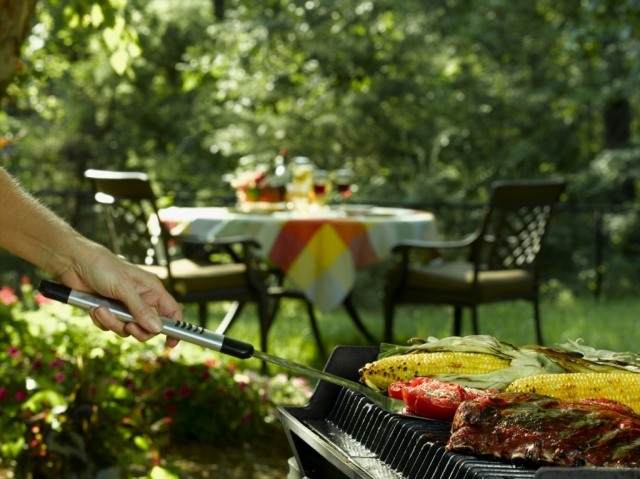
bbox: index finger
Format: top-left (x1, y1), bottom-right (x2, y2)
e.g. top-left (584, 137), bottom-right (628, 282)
top-left (116, 287), bottom-right (181, 334)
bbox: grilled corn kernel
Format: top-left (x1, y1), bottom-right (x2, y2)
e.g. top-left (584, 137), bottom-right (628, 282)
top-left (359, 352), bottom-right (510, 390)
top-left (506, 372), bottom-right (640, 414)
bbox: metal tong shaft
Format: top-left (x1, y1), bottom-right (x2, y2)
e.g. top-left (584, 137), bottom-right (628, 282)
top-left (38, 280), bottom-right (405, 415)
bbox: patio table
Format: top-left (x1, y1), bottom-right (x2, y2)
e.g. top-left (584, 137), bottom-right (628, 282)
top-left (159, 204), bottom-right (439, 318)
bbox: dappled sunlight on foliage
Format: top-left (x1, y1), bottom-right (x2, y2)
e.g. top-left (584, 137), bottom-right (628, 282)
top-left (0, 281), bottom-right (311, 478)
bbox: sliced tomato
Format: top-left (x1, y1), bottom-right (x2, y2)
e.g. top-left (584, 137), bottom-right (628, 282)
top-left (388, 381), bottom-right (406, 400)
top-left (388, 377), bottom-right (497, 422)
top-left (403, 378), bottom-right (465, 421)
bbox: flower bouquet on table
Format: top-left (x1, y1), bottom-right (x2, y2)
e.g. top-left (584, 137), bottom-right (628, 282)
top-left (227, 154), bottom-right (289, 211)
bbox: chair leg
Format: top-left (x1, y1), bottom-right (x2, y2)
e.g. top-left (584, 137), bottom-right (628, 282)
top-left (471, 307), bottom-right (479, 335)
top-left (343, 293), bottom-right (376, 344)
top-left (258, 295), bottom-right (273, 355)
top-left (533, 299), bottom-right (543, 345)
top-left (198, 302), bottom-right (208, 328)
top-left (383, 298), bottom-right (395, 343)
top-left (269, 292), bottom-right (325, 356)
top-left (256, 294), bottom-right (273, 373)
top-left (303, 301), bottom-right (326, 357)
top-left (215, 301), bottom-right (245, 335)
top-left (453, 307), bottom-right (463, 336)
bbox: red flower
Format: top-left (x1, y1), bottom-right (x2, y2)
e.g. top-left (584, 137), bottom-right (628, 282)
top-left (236, 380), bottom-right (248, 391)
top-left (49, 359), bottom-right (64, 369)
top-left (0, 387), bottom-right (6, 401)
top-left (15, 390), bottom-right (27, 401)
top-left (7, 346), bottom-right (21, 358)
top-left (0, 286), bottom-right (18, 306)
top-left (34, 292), bottom-right (54, 305)
top-left (163, 388), bottom-right (175, 399)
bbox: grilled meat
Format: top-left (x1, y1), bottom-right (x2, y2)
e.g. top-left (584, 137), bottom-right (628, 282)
top-left (446, 392), bottom-right (640, 468)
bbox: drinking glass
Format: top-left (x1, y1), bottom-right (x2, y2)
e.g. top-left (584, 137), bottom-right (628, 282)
top-left (312, 169), bottom-right (330, 208)
top-left (288, 156), bottom-right (314, 211)
top-left (333, 168), bottom-right (354, 200)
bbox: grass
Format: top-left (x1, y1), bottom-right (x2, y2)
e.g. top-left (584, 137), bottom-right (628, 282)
top-left (176, 285), bottom-right (640, 378)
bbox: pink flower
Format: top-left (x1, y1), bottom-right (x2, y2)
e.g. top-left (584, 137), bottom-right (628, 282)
top-left (7, 346), bottom-right (21, 358)
top-left (236, 381), bottom-right (248, 391)
top-left (55, 372), bottom-right (65, 383)
top-left (15, 390), bottom-right (26, 401)
top-left (0, 387), bottom-right (6, 400)
top-left (49, 359), bottom-right (64, 369)
top-left (0, 286), bottom-right (18, 306)
top-left (34, 292), bottom-right (54, 305)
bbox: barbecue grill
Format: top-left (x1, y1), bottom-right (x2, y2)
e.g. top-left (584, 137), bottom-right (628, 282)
top-left (279, 346), bottom-right (640, 479)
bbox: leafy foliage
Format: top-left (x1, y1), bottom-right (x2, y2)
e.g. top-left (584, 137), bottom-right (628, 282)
top-left (1, 0), bottom-right (640, 292)
top-left (0, 281), bottom-right (311, 478)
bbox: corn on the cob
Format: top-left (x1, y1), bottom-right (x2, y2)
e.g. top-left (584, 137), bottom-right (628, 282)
top-left (506, 372), bottom-right (640, 414)
top-left (359, 352), bottom-right (510, 390)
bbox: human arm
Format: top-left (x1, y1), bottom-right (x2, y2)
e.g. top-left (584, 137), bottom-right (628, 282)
top-left (0, 167), bottom-right (181, 344)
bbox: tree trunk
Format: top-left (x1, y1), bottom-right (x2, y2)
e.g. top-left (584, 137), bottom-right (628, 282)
top-left (0, 0), bottom-right (38, 98)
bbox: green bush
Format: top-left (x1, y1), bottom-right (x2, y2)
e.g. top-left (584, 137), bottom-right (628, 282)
top-left (0, 281), bottom-right (311, 478)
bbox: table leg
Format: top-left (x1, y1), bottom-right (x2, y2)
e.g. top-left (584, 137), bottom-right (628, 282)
top-left (342, 293), bottom-right (377, 344)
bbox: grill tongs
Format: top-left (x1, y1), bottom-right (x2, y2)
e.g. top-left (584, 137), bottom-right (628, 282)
top-left (39, 280), bottom-right (406, 416)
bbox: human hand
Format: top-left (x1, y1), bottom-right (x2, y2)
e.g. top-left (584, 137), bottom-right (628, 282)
top-left (57, 239), bottom-right (182, 347)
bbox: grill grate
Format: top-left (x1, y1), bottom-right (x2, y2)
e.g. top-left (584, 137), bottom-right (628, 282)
top-left (279, 346), bottom-right (640, 479)
top-left (279, 346), bottom-right (536, 478)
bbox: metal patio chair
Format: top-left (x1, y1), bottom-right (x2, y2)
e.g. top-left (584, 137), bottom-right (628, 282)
top-left (382, 179), bottom-right (566, 345)
top-left (84, 169), bottom-right (274, 353)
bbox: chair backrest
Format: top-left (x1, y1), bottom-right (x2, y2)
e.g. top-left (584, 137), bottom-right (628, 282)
top-left (472, 179), bottom-right (566, 271)
top-left (84, 169), bottom-right (170, 268)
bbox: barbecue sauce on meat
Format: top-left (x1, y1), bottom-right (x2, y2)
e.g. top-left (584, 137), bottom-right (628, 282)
top-left (446, 392), bottom-right (640, 468)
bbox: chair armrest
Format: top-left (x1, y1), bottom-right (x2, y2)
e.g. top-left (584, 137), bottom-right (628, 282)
top-left (391, 233), bottom-right (477, 253)
top-left (174, 234), bottom-right (262, 265)
top-left (176, 234), bottom-right (261, 250)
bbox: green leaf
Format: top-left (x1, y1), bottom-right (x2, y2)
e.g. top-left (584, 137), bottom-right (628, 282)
top-left (149, 466), bottom-right (181, 479)
top-left (0, 436), bottom-right (25, 459)
top-left (109, 48), bottom-right (129, 75)
top-left (133, 435), bottom-right (151, 451)
top-left (21, 389), bottom-right (67, 412)
top-left (90, 4), bottom-right (105, 28)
